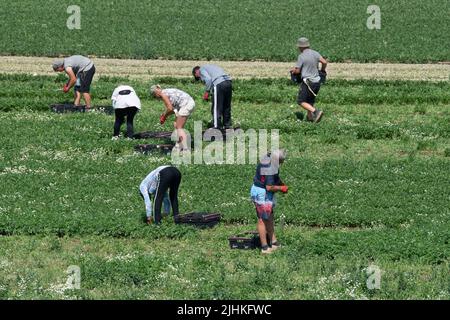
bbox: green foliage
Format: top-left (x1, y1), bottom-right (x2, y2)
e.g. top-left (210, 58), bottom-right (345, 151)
top-left (0, 233), bottom-right (449, 299)
top-left (0, 0), bottom-right (449, 62)
top-left (1, 74), bottom-right (450, 112)
top-left (0, 75), bottom-right (449, 299)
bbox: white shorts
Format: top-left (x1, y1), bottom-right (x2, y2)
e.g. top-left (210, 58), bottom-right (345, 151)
top-left (174, 99), bottom-right (195, 117)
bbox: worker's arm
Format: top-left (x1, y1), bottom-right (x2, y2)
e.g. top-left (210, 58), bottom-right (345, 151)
top-left (319, 56), bottom-right (328, 72)
top-left (139, 184), bottom-right (153, 218)
top-left (111, 88), bottom-right (119, 108)
top-left (161, 94), bottom-right (175, 116)
top-left (155, 92), bottom-right (174, 117)
top-left (64, 67), bottom-right (77, 89)
top-left (200, 68), bottom-right (213, 92)
top-left (265, 185), bottom-right (288, 193)
top-left (291, 55), bottom-right (304, 75)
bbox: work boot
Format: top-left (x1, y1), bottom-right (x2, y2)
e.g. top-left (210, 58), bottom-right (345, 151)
top-left (313, 109), bottom-right (323, 123)
top-left (271, 242), bottom-right (282, 251)
top-left (261, 246), bottom-right (273, 254)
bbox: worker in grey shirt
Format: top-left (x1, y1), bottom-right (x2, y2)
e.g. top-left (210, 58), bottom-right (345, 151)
top-left (52, 55), bottom-right (96, 111)
top-left (290, 38), bottom-right (327, 123)
top-left (192, 64), bottom-right (233, 129)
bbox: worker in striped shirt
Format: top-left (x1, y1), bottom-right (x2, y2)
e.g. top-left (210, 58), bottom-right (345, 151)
top-left (139, 165), bottom-right (182, 225)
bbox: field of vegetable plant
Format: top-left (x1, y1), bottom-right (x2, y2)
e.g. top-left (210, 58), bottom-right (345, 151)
top-left (0, 73), bottom-right (448, 299)
top-left (0, 0), bottom-right (449, 62)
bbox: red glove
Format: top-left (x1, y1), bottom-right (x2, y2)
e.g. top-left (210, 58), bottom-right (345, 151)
top-left (280, 185), bottom-right (288, 193)
top-left (62, 84), bottom-right (70, 93)
top-left (203, 92), bottom-right (209, 101)
top-left (159, 113), bottom-right (167, 124)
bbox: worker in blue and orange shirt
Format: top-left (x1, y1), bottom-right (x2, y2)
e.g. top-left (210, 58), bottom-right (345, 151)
top-left (250, 149), bottom-right (288, 254)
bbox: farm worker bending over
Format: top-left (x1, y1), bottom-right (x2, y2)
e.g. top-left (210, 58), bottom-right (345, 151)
top-left (111, 85), bottom-right (141, 140)
top-left (150, 85), bottom-right (195, 152)
top-left (290, 37), bottom-right (327, 123)
top-left (52, 55), bottom-right (96, 111)
top-left (139, 165), bottom-right (182, 225)
top-left (192, 64), bottom-right (233, 130)
top-left (250, 149), bottom-right (288, 254)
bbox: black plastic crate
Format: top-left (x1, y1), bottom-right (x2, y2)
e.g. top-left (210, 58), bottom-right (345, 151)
top-left (133, 131), bottom-right (173, 140)
top-left (174, 212), bottom-right (221, 229)
top-left (228, 231), bottom-right (261, 250)
top-left (50, 103), bottom-right (86, 113)
top-left (50, 104), bottom-right (114, 114)
top-left (134, 144), bottom-right (174, 155)
top-left (228, 232), bottom-right (272, 250)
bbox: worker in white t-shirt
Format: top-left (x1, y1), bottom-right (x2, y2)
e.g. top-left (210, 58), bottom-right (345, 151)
top-left (111, 85), bottom-right (141, 139)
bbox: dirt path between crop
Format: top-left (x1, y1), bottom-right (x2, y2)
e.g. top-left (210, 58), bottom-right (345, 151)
top-left (1, 55), bottom-right (449, 81)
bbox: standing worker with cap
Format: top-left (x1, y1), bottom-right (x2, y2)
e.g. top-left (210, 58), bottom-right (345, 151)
top-left (290, 37), bottom-right (328, 123)
top-left (52, 55), bottom-right (96, 111)
top-left (192, 64), bottom-right (233, 130)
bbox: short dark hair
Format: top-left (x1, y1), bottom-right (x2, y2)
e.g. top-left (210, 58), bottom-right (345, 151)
top-left (192, 66), bottom-right (201, 80)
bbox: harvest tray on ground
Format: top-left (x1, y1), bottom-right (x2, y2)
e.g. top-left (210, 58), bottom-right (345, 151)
top-left (228, 231), bottom-right (271, 250)
top-left (133, 127), bottom-right (242, 141)
top-left (133, 131), bottom-right (173, 139)
top-left (50, 103), bottom-right (114, 114)
top-left (174, 212), bottom-right (221, 229)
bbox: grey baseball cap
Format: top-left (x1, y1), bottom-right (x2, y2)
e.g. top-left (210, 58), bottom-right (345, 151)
top-left (52, 60), bottom-right (64, 71)
top-left (297, 37), bottom-right (310, 48)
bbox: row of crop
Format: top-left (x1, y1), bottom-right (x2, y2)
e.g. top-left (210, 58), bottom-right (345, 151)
top-left (1, 74), bottom-right (450, 113)
top-left (1, 228), bottom-right (449, 299)
top-left (1, 132), bottom-right (448, 237)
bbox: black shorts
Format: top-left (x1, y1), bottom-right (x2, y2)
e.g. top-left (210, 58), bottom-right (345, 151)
top-left (297, 81), bottom-right (321, 105)
top-left (75, 65), bottom-right (96, 93)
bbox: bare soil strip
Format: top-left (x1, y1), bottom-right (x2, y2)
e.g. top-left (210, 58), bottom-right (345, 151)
top-left (1, 56), bottom-right (449, 81)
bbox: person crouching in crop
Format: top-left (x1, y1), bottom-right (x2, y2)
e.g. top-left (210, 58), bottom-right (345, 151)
top-left (139, 165), bottom-right (182, 225)
top-left (250, 149), bottom-right (288, 254)
top-left (52, 55), bottom-right (96, 111)
top-left (150, 85), bottom-right (195, 152)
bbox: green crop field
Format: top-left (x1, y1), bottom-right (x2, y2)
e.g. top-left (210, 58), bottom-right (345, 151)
top-left (0, 0), bottom-right (449, 62)
top-left (0, 74), bottom-right (449, 299)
